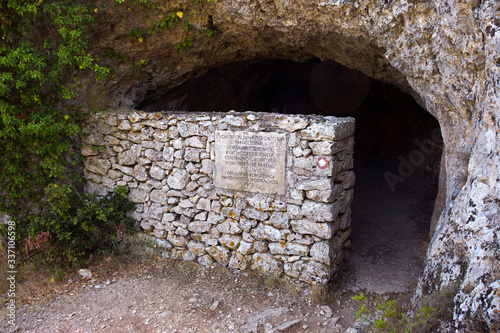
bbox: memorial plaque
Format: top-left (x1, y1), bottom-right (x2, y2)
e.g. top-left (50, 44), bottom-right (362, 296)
top-left (214, 130), bottom-right (287, 195)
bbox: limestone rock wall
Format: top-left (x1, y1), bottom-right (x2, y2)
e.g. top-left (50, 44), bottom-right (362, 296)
top-left (82, 110), bottom-right (355, 284)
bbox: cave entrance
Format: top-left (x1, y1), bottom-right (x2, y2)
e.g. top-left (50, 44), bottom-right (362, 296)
top-left (138, 58), bottom-right (442, 293)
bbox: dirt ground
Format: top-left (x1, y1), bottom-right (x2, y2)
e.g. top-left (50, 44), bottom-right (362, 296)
top-left (0, 159), bottom-right (437, 333)
top-left (344, 158), bottom-right (436, 294)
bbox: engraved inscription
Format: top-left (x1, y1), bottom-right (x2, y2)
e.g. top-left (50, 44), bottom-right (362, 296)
top-left (215, 131), bottom-right (287, 195)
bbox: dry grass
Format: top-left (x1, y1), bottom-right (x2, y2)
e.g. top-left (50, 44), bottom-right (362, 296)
top-left (174, 260), bottom-right (200, 278)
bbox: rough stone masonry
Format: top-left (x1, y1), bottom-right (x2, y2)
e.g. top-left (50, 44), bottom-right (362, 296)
top-left (82, 109), bottom-right (355, 284)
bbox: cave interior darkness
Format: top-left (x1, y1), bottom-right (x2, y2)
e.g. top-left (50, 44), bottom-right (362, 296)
top-left (138, 58), bottom-right (443, 291)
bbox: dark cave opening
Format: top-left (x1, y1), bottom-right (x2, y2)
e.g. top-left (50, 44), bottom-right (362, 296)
top-left (139, 58), bottom-right (442, 292)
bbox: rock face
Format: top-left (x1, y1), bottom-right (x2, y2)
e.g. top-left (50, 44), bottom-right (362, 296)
top-left (79, 0), bottom-right (500, 330)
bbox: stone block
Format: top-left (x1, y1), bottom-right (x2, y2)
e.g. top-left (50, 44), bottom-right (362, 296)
top-left (309, 241), bottom-right (331, 265)
top-left (131, 122), bottom-right (143, 132)
top-left (228, 251), bottom-right (248, 270)
top-left (196, 198), bottom-right (211, 211)
top-left (84, 157), bottom-right (111, 176)
top-left (251, 223), bottom-right (286, 242)
top-left (290, 219), bottom-right (332, 239)
top-left (200, 159), bottom-right (214, 174)
top-left (207, 245), bottom-right (230, 266)
top-left (242, 232), bottom-right (255, 243)
top-left (152, 228), bottom-right (165, 239)
top-left (177, 122), bottom-right (200, 137)
top-left (84, 133), bottom-right (105, 146)
top-left (140, 219), bottom-right (153, 231)
top-left (308, 141), bottom-right (335, 156)
top-left (339, 227), bottom-right (351, 244)
top-left (222, 207), bottom-right (241, 219)
top-left (150, 165), bottom-right (165, 180)
top-left (207, 212), bottom-right (222, 224)
top-left (284, 260), bottom-right (303, 278)
top-left (294, 156), bottom-right (334, 177)
top-left (107, 169), bottom-right (123, 180)
top-left (252, 253), bottom-right (282, 276)
top-left (300, 118), bottom-right (355, 141)
top-left (242, 208), bottom-right (268, 221)
top-left (194, 211), bottom-right (207, 220)
top-left (247, 194), bottom-right (272, 211)
top-left (253, 240), bottom-right (268, 252)
top-left (219, 234), bottom-right (241, 250)
top-left (340, 188), bottom-right (354, 213)
top-left (127, 111), bottom-right (146, 123)
top-left (113, 164), bottom-right (133, 175)
top-left (217, 219), bottom-right (242, 234)
top-left (286, 204), bottom-right (303, 219)
top-left (237, 240), bottom-right (254, 255)
top-left (187, 240), bottom-right (206, 256)
top-left (81, 144), bottom-right (99, 156)
top-left (167, 168), bottom-right (190, 189)
top-left (162, 146), bottom-right (174, 161)
top-left (167, 232), bottom-right (188, 246)
top-left (153, 129), bottom-right (169, 142)
top-left (184, 148), bottom-right (201, 162)
top-left (179, 199), bottom-right (195, 208)
top-left (337, 202), bottom-right (350, 224)
top-left (84, 170), bottom-right (102, 184)
top-left (268, 242), bottom-right (309, 256)
top-left (175, 226), bottom-right (188, 237)
top-left (140, 127), bottom-right (154, 141)
top-left (198, 254), bottom-right (215, 267)
top-left (299, 260), bottom-right (331, 284)
top-left (188, 221), bottom-right (212, 233)
top-left (295, 235), bottom-right (315, 245)
top-left (106, 114), bottom-right (118, 126)
top-left (269, 212), bottom-right (289, 229)
top-left (133, 165), bottom-right (148, 182)
top-left (145, 148), bottom-right (162, 161)
top-left (277, 116), bottom-right (309, 132)
top-left (306, 185), bottom-right (342, 203)
top-left (85, 182), bottom-right (110, 196)
top-left (239, 217), bottom-right (258, 232)
top-left (148, 203), bottom-right (164, 220)
top-left (129, 188), bottom-right (149, 203)
top-left (185, 136), bottom-right (206, 148)
top-left (336, 170), bottom-right (355, 189)
top-left (301, 200), bottom-right (340, 222)
top-left (128, 131), bottom-right (142, 143)
top-left (297, 178), bottom-right (333, 191)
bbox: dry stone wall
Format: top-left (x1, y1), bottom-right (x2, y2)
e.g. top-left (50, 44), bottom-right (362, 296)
top-left (82, 109), bottom-right (355, 284)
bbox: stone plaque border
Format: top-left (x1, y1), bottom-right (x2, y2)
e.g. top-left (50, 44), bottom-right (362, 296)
top-left (214, 130), bottom-right (287, 196)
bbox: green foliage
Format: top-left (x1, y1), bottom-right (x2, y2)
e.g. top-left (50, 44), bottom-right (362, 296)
top-left (202, 28), bottom-right (217, 39)
top-left (173, 38), bottom-right (192, 53)
top-left (28, 185), bottom-right (135, 266)
top-left (124, 0), bottom-right (218, 52)
top-left (0, 0), bottom-right (109, 223)
top-left (128, 26), bottom-right (147, 38)
top-left (0, 0), bottom-right (220, 268)
top-left (351, 293), bottom-right (437, 333)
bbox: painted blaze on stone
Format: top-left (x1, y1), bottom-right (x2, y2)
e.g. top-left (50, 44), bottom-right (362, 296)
top-left (214, 130), bottom-right (287, 195)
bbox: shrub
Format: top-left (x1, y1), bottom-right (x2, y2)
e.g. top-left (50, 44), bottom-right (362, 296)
top-left (27, 185), bottom-right (135, 266)
top-left (352, 292), bottom-right (437, 333)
